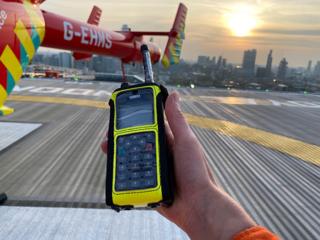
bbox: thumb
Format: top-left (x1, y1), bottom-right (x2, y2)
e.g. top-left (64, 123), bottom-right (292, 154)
top-left (165, 92), bottom-right (192, 142)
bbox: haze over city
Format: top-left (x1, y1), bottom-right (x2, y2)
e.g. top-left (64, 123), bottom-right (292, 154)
top-left (41, 0), bottom-right (320, 67)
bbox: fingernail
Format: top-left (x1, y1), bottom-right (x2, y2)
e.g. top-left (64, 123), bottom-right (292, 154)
top-left (173, 92), bottom-right (180, 104)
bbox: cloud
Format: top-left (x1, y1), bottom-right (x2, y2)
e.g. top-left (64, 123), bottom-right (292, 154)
top-left (40, 0), bottom-right (320, 66)
top-left (254, 28), bottom-right (320, 36)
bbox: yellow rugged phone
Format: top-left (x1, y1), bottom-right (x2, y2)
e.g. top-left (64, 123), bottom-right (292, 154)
top-left (106, 45), bottom-right (174, 211)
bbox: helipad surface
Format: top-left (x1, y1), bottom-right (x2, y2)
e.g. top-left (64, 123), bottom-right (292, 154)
top-left (0, 79), bottom-right (319, 239)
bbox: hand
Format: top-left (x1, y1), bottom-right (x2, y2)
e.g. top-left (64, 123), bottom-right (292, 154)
top-left (101, 92), bottom-right (255, 240)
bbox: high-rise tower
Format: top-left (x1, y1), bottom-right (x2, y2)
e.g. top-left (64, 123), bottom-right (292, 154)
top-left (242, 49), bottom-right (257, 77)
top-left (277, 58), bottom-right (288, 80)
top-left (266, 50), bottom-right (273, 77)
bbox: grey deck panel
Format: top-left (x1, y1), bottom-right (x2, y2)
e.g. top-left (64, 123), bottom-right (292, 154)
top-left (0, 207), bottom-right (188, 240)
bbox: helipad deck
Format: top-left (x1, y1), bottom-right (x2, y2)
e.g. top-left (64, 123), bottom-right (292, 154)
top-left (0, 79), bottom-right (319, 239)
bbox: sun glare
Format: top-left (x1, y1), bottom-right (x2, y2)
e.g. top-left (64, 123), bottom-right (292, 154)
top-left (226, 5), bottom-right (258, 37)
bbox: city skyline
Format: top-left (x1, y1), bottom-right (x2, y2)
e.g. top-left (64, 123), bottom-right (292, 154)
top-left (30, 48), bottom-right (320, 92)
top-left (38, 48), bottom-right (317, 72)
top-left (40, 0), bottom-right (320, 67)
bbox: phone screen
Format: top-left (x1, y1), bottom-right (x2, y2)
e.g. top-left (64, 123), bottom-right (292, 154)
top-left (116, 88), bottom-right (154, 129)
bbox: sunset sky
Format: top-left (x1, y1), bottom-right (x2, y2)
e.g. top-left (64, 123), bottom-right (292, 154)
top-left (41, 0), bottom-right (320, 67)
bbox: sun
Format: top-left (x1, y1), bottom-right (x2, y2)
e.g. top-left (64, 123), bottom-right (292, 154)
top-left (225, 5), bottom-right (258, 37)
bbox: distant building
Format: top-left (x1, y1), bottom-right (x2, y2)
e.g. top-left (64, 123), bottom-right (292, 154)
top-left (314, 61), bottom-right (320, 77)
top-left (242, 49), bottom-right (256, 77)
top-left (307, 60), bottom-right (312, 72)
top-left (256, 67), bottom-right (267, 78)
top-left (197, 56), bottom-right (210, 66)
top-left (211, 57), bottom-right (216, 66)
top-left (92, 56), bottom-right (111, 73)
top-left (222, 58), bottom-right (227, 68)
top-left (59, 52), bottom-right (73, 68)
top-left (256, 50), bottom-right (273, 79)
top-left (266, 50), bottom-right (273, 77)
top-left (47, 54), bottom-right (59, 67)
top-left (216, 56), bottom-right (223, 70)
top-left (277, 58), bottom-right (288, 80)
top-left (32, 53), bottom-right (44, 64)
top-left (74, 59), bottom-right (90, 71)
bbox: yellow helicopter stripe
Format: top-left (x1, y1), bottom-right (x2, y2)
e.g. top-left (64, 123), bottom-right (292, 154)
top-left (0, 46), bottom-right (23, 83)
top-left (14, 20), bottom-right (36, 60)
top-left (0, 85), bottom-right (7, 106)
top-left (23, 0), bottom-right (45, 42)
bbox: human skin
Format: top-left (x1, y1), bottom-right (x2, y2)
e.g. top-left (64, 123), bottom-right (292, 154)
top-left (101, 91), bottom-right (255, 240)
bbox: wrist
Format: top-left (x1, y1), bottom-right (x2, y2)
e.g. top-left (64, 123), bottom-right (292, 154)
top-left (183, 183), bottom-right (255, 240)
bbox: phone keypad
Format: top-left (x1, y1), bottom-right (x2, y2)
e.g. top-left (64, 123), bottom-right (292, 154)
top-left (115, 132), bottom-right (157, 191)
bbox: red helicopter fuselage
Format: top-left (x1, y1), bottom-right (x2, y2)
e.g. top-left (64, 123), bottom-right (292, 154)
top-left (41, 10), bottom-right (162, 64)
top-left (0, 0), bottom-right (187, 115)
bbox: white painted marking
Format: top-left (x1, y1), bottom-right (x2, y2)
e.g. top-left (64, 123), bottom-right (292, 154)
top-left (248, 99), bottom-right (257, 105)
top-left (299, 102), bottom-right (320, 108)
top-left (13, 86), bottom-right (35, 92)
top-left (193, 96), bottom-right (320, 108)
top-left (97, 30), bottom-right (105, 47)
top-left (64, 81), bottom-right (93, 85)
top-left (30, 87), bottom-right (64, 94)
top-left (0, 207), bottom-right (188, 240)
top-left (78, 82), bottom-right (93, 85)
top-left (0, 122), bottom-right (42, 151)
top-left (90, 28), bottom-right (98, 46)
top-left (80, 26), bottom-right (89, 45)
top-left (285, 101), bottom-right (320, 108)
top-left (0, 10), bottom-right (8, 30)
top-left (270, 100), bottom-right (281, 106)
top-left (62, 88), bottom-right (94, 96)
top-left (11, 84), bottom-right (320, 108)
top-left (63, 21), bottom-right (73, 41)
top-left (287, 101), bottom-right (307, 107)
top-left (64, 82), bottom-right (79, 85)
top-left (62, 21), bottom-right (112, 49)
top-left (93, 90), bottom-right (111, 97)
top-left (105, 32), bottom-right (112, 49)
